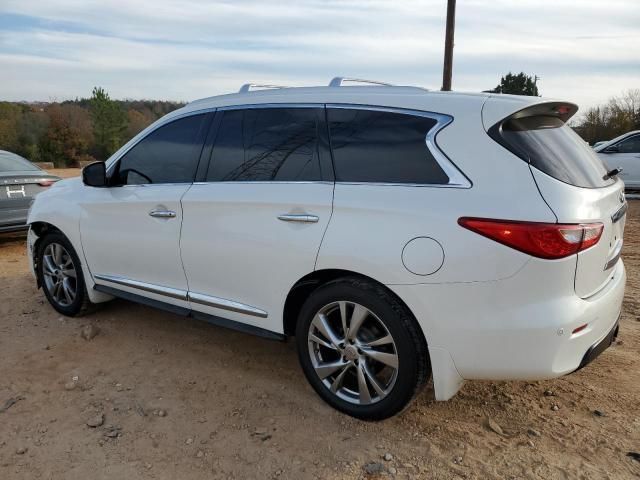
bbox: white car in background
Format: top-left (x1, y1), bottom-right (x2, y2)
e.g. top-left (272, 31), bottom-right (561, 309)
top-left (26, 79), bottom-right (626, 420)
top-left (595, 130), bottom-right (640, 190)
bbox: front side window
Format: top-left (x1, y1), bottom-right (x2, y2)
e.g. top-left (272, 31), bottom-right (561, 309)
top-left (207, 108), bottom-right (322, 182)
top-left (114, 114), bottom-right (206, 185)
top-left (327, 108), bottom-right (449, 184)
top-left (616, 135), bottom-right (640, 154)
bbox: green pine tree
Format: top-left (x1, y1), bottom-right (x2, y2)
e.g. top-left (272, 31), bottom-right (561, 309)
top-left (89, 87), bottom-right (128, 160)
top-left (491, 72), bottom-right (540, 96)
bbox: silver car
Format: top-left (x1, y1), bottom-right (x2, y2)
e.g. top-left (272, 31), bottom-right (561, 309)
top-left (594, 130), bottom-right (640, 190)
top-left (0, 150), bottom-right (60, 233)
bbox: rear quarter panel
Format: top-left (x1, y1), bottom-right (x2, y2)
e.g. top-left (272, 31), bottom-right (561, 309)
top-left (316, 102), bottom-right (557, 286)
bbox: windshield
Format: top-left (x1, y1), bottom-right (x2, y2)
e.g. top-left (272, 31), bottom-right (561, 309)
top-left (0, 151), bottom-right (41, 173)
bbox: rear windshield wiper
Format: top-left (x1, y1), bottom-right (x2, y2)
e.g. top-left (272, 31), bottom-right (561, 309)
top-left (603, 167), bottom-right (623, 181)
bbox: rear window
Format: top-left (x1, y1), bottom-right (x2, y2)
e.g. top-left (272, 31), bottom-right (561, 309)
top-left (497, 115), bottom-right (613, 188)
top-left (0, 151), bottom-right (40, 172)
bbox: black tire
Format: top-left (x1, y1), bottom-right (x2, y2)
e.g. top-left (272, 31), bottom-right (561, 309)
top-left (296, 276), bottom-right (430, 420)
top-left (36, 232), bottom-right (93, 317)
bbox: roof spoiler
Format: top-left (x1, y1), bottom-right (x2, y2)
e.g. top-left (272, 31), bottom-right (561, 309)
top-left (482, 99), bottom-right (579, 132)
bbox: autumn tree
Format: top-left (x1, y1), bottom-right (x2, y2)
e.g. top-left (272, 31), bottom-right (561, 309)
top-left (490, 72), bottom-right (540, 96)
top-left (574, 89), bottom-right (640, 144)
top-left (89, 87), bottom-right (128, 160)
top-left (39, 104), bottom-right (94, 167)
top-left (16, 109), bottom-right (49, 161)
top-left (125, 107), bottom-right (155, 141)
top-left (0, 95), bottom-right (184, 164)
top-left (0, 102), bottom-right (22, 152)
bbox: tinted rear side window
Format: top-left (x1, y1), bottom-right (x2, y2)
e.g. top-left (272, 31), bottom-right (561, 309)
top-left (498, 115), bottom-right (613, 188)
top-left (115, 114), bottom-right (206, 185)
top-left (616, 134), bottom-right (640, 153)
top-left (327, 108), bottom-right (449, 184)
top-left (207, 108), bottom-right (322, 182)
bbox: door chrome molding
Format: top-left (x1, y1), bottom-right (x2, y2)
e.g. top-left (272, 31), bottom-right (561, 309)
top-left (94, 274), bottom-right (188, 300)
top-left (191, 180), bottom-right (333, 185)
top-left (188, 291), bottom-right (268, 318)
top-left (217, 103), bottom-right (323, 111)
top-left (93, 274), bottom-right (267, 318)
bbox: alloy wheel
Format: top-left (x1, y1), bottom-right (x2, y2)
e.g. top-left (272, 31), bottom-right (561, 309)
top-left (307, 301), bottom-right (399, 405)
top-left (42, 242), bottom-right (78, 307)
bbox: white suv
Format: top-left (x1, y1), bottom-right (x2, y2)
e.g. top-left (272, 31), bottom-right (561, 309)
top-left (27, 78), bottom-right (626, 420)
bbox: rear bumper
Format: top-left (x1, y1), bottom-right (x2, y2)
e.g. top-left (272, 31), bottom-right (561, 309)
top-left (390, 257), bottom-right (626, 399)
top-left (0, 207), bottom-right (29, 232)
top-left (576, 318), bottom-right (619, 371)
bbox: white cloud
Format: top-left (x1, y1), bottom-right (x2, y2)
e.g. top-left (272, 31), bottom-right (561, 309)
top-left (1, 0), bottom-right (638, 109)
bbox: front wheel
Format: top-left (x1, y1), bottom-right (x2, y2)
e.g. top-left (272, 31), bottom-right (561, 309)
top-left (296, 277), bottom-right (430, 420)
top-left (37, 232), bottom-right (92, 316)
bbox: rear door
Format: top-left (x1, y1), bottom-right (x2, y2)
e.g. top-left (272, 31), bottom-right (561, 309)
top-left (492, 111), bottom-right (626, 297)
top-left (180, 106), bottom-right (334, 333)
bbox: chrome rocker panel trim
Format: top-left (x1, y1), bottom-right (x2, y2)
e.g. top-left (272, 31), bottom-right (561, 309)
top-left (93, 274), bottom-right (268, 318)
top-left (187, 291), bottom-right (268, 318)
top-left (94, 274), bottom-right (187, 300)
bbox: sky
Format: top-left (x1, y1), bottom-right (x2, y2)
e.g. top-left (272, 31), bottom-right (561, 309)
top-left (0, 0), bottom-right (639, 111)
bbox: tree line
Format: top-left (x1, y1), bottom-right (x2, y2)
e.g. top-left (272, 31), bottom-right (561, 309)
top-left (0, 87), bottom-right (184, 167)
top-left (1, 80), bottom-right (638, 167)
top-left (572, 89), bottom-right (640, 145)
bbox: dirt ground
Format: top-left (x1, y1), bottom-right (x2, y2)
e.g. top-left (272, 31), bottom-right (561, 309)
top-left (48, 168), bottom-right (81, 179)
top-left (1, 172), bottom-right (638, 479)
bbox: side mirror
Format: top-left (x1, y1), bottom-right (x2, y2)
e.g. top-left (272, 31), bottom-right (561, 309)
top-left (82, 161), bottom-right (107, 187)
top-left (602, 145), bottom-right (619, 154)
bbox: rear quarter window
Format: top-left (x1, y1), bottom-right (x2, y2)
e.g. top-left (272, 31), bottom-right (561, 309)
top-left (494, 115), bottom-right (613, 188)
top-left (327, 108), bottom-right (449, 184)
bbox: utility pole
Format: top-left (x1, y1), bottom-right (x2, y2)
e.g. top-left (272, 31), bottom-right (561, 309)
top-left (441, 0), bottom-right (456, 91)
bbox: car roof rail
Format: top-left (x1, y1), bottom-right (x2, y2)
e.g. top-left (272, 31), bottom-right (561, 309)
top-left (329, 77), bottom-right (395, 87)
top-left (238, 83), bottom-right (289, 93)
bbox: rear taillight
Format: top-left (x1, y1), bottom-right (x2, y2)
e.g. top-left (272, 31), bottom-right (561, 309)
top-left (38, 179), bottom-right (56, 187)
top-left (458, 218), bottom-right (604, 260)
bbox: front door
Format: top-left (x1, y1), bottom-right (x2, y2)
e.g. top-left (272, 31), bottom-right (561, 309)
top-left (180, 106), bottom-right (334, 333)
top-left (81, 113), bottom-right (210, 307)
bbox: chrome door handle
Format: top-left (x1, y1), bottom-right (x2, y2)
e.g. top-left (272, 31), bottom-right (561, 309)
top-left (277, 214), bottom-right (319, 223)
top-left (149, 209), bottom-right (176, 218)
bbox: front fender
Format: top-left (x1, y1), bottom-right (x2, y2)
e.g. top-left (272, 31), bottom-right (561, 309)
top-left (27, 179), bottom-right (113, 304)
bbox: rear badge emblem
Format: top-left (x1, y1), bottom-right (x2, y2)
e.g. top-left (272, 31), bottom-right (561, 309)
top-left (619, 192), bottom-right (625, 203)
top-left (6, 185), bottom-right (26, 198)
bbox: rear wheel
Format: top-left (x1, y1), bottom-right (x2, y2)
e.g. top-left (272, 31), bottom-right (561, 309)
top-left (37, 232), bottom-right (92, 316)
top-left (296, 277), bottom-right (430, 420)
